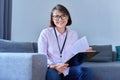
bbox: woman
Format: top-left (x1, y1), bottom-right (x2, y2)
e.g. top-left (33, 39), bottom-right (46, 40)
top-left (38, 4), bottom-right (94, 80)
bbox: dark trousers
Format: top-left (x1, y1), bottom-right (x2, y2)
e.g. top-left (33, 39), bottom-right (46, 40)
top-left (46, 66), bottom-right (94, 80)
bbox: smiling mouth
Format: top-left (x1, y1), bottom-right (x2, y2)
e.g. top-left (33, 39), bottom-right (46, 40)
top-left (57, 21), bottom-right (64, 24)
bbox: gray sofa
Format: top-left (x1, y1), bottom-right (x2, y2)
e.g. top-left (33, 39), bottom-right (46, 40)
top-left (0, 39), bottom-right (120, 80)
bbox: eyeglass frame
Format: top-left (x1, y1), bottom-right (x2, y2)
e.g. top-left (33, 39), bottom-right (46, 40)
top-left (52, 14), bottom-right (68, 20)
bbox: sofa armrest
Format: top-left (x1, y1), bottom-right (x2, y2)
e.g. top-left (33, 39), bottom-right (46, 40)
top-left (32, 54), bottom-right (47, 80)
top-left (0, 53), bottom-right (36, 80)
top-left (0, 53), bottom-right (47, 80)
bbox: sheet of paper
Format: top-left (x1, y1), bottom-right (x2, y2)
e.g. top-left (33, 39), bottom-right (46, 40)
top-left (72, 36), bottom-right (89, 54)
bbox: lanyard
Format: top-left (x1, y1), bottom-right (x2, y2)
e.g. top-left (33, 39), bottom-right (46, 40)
top-left (54, 27), bottom-right (68, 58)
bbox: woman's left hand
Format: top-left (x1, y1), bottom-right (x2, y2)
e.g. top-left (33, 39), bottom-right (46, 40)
top-left (86, 47), bottom-right (93, 52)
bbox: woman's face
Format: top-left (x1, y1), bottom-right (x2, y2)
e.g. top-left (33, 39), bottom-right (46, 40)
top-left (52, 10), bottom-right (69, 28)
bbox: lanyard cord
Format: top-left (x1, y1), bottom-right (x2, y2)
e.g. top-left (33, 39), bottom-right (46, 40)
top-left (53, 27), bottom-right (68, 58)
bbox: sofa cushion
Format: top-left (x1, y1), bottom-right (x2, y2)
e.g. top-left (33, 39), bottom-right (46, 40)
top-left (88, 45), bottom-right (112, 62)
top-left (0, 39), bottom-right (34, 53)
top-left (82, 62), bottom-right (120, 80)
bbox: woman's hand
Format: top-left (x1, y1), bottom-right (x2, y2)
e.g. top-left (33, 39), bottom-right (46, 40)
top-left (86, 47), bottom-right (93, 52)
top-left (55, 64), bottom-right (69, 73)
top-left (49, 63), bottom-right (69, 73)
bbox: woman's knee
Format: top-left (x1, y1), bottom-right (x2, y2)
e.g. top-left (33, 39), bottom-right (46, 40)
top-left (69, 66), bottom-right (82, 76)
top-left (46, 68), bottom-right (60, 80)
top-left (69, 66), bottom-right (94, 80)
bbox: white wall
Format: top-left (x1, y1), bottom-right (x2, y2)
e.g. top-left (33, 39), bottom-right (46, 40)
top-left (12, 0), bottom-right (120, 50)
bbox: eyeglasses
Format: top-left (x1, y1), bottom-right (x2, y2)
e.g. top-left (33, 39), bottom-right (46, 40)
top-left (52, 14), bottom-right (68, 20)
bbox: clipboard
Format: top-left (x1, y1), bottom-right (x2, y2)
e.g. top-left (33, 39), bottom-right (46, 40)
top-left (65, 51), bottom-right (99, 67)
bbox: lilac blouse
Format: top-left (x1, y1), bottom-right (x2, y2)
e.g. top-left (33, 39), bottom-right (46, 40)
top-left (38, 27), bottom-right (78, 75)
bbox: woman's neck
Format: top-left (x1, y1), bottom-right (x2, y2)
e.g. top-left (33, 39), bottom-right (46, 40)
top-left (56, 27), bottom-right (66, 34)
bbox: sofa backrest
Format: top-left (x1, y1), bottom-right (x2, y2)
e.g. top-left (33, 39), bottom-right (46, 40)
top-left (0, 39), bottom-right (35, 53)
top-left (89, 45), bottom-right (116, 62)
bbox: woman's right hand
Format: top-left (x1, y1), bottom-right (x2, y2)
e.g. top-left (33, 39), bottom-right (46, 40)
top-left (49, 64), bottom-right (69, 73)
top-left (55, 64), bottom-right (69, 73)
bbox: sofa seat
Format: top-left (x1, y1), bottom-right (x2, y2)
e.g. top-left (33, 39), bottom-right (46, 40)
top-left (82, 62), bottom-right (120, 80)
